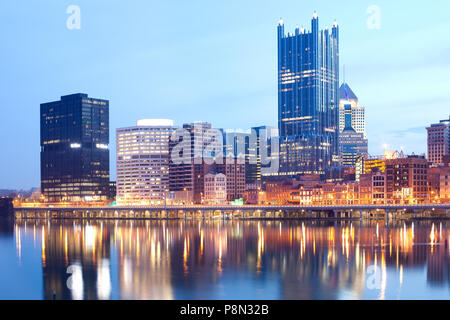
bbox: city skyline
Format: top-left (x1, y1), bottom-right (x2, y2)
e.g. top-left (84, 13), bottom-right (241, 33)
top-left (4, 1), bottom-right (450, 306)
top-left (2, 1), bottom-right (450, 189)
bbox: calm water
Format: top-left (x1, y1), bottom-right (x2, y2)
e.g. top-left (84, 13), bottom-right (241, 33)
top-left (1, 218), bottom-right (450, 300)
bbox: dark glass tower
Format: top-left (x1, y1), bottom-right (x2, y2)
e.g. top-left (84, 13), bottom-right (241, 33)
top-left (40, 94), bottom-right (110, 202)
top-left (277, 13), bottom-right (339, 177)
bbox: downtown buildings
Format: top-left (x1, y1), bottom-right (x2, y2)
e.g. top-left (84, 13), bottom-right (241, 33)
top-left (115, 121), bottom-right (248, 205)
top-left (224, 126), bottom-right (279, 184)
top-left (251, 153), bottom-right (432, 206)
top-left (277, 14), bottom-right (340, 177)
top-left (168, 122), bottom-right (247, 204)
top-left (40, 94), bottom-right (111, 203)
top-left (32, 15), bottom-right (450, 208)
top-left (168, 122), bottom-right (223, 204)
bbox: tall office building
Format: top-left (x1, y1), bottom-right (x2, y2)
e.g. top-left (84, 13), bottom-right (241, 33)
top-left (116, 119), bottom-right (174, 205)
top-left (40, 93), bottom-right (110, 203)
top-left (339, 105), bottom-right (368, 167)
top-left (278, 13), bottom-right (340, 177)
top-left (339, 83), bottom-right (366, 138)
top-left (427, 117), bottom-right (450, 166)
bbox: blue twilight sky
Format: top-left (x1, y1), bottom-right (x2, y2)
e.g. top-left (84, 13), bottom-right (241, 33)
top-left (1, 0), bottom-right (450, 189)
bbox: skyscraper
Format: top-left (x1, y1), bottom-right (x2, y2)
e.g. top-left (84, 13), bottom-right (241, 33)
top-left (339, 105), bottom-right (368, 167)
top-left (40, 93), bottom-right (110, 202)
top-left (116, 119), bottom-right (174, 205)
top-left (339, 83), bottom-right (366, 138)
top-left (427, 117), bottom-right (450, 166)
top-left (278, 13), bottom-right (340, 177)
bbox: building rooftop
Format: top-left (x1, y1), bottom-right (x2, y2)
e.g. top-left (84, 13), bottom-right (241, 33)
top-left (339, 83), bottom-right (358, 101)
top-left (136, 119), bottom-right (174, 127)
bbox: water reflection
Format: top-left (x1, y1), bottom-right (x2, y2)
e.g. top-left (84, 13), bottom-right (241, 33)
top-left (6, 219), bottom-right (450, 300)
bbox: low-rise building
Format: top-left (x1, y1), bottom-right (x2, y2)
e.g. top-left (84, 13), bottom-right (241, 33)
top-left (371, 171), bottom-right (386, 204)
top-left (204, 173), bottom-right (227, 205)
top-left (385, 155), bottom-right (428, 204)
top-left (438, 156), bottom-right (450, 203)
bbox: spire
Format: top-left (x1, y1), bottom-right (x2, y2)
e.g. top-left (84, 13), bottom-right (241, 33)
top-left (343, 64), bottom-right (346, 84)
top-left (312, 11), bottom-right (318, 19)
top-left (278, 18), bottom-right (284, 26)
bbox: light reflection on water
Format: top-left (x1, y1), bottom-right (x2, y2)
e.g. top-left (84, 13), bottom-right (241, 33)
top-left (2, 219), bottom-right (450, 300)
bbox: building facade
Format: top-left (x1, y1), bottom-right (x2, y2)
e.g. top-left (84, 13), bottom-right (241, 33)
top-left (216, 157), bottom-right (246, 202)
top-left (116, 119), bottom-right (174, 205)
top-left (40, 93), bottom-right (110, 203)
top-left (371, 171), bottom-right (386, 204)
top-left (277, 14), bottom-right (339, 177)
top-left (224, 126), bottom-right (278, 184)
top-left (169, 122), bottom-right (223, 204)
top-left (204, 173), bottom-right (227, 205)
top-left (339, 105), bottom-right (368, 167)
top-left (440, 166), bottom-right (450, 203)
top-left (427, 117), bottom-right (450, 166)
top-left (339, 83), bottom-right (365, 138)
top-left (385, 155), bottom-right (429, 204)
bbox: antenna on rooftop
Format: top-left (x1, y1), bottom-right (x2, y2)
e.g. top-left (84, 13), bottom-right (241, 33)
top-left (343, 64), bottom-right (346, 84)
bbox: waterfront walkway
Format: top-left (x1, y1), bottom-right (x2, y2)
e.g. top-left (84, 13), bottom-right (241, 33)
top-left (14, 204), bottom-right (450, 220)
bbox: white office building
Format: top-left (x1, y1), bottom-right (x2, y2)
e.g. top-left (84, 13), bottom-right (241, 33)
top-left (339, 83), bottom-right (366, 139)
top-left (116, 119), bottom-right (174, 205)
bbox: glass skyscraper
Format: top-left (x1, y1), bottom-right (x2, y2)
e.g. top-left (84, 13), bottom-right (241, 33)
top-left (277, 13), bottom-right (340, 177)
top-left (40, 93), bottom-right (110, 202)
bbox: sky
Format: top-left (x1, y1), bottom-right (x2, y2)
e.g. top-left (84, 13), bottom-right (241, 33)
top-left (1, 0), bottom-right (450, 189)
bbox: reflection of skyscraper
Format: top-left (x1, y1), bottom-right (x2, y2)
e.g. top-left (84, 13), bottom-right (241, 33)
top-left (41, 222), bottom-right (112, 300)
top-left (15, 219), bottom-right (450, 300)
top-left (0, 198), bottom-right (14, 234)
top-left (278, 14), bottom-right (339, 177)
top-left (40, 94), bottom-right (110, 203)
top-left (116, 222), bottom-right (173, 300)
